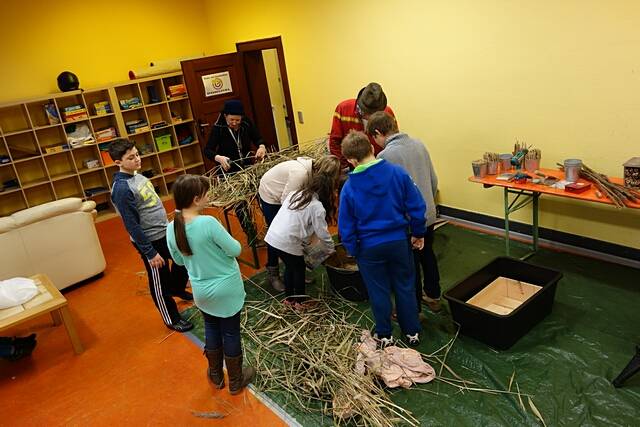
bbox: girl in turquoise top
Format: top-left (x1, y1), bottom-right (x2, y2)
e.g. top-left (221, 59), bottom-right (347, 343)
top-left (166, 174), bottom-right (255, 396)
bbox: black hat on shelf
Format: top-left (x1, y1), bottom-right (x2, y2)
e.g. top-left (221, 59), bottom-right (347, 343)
top-left (57, 71), bottom-right (80, 92)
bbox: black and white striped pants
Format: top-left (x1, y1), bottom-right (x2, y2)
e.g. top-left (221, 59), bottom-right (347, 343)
top-left (133, 237), bottom-right (189, 326)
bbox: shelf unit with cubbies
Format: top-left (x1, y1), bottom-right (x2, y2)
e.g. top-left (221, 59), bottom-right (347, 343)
top-left (111, 71), bottom-right (203, 198)
top-left (0, 71), bottom-right (203, 218)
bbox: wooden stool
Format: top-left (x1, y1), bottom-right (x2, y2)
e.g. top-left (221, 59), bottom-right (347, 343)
top-left (0, 274), bottom-right (83, 354)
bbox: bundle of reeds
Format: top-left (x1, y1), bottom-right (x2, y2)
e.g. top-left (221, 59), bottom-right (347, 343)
top-left (558, 162), bottom-right (640, 208)
top-left (206, 138), bottom-right (328, 208)
top-left (483, 152), bottom-right (499, 163)
top-left (526, 149), bottom-right (541, 160)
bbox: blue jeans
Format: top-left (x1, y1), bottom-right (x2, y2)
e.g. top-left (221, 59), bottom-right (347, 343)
top-left (357, 239), bottom-right (421, 337)
top-left (259, 197), bottom-right (282, 267)
top-left (202, 310), bottom-right (242, 357)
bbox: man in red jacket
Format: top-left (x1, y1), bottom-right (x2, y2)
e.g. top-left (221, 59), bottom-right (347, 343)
top-left (329, 82), bottom-right (395, 169)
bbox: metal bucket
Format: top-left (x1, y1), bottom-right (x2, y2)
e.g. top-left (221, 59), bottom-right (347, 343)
top-left (499, 154), bottom-right (512, 172)
top-left (487, 161), bottom-right (498, 175)
top-left (564, 159), bottom-right (582, 183)
top-left (472, 160), bottom-right (488, 178)
top-left (525, 158), bottom-right (540, 173)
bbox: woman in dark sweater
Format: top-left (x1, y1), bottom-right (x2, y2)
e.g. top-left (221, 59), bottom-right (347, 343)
top-left (204, 100), bottom-right (267, 244)
top-left (204, 99), bottom-right (266, 173)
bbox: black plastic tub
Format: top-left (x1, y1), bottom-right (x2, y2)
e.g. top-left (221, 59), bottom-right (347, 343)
top-left (324, 245), bottom-right (368, 302)
top-left (444, 257), bottom-right (562, 350)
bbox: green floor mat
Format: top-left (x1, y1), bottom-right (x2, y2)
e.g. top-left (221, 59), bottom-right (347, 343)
top-left (183, 224), bottom-right (640, 426)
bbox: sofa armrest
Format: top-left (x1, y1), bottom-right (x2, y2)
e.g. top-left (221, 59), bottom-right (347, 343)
top-left (11, 198), bottom-right (88, 227)
top-left (81, 200), bottom-right (97, 212)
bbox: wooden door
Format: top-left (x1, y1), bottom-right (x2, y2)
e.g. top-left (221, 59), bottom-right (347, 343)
top-left (240, 50), bottom-right (279, 152)
top-left (181, 53), bottom-right (252, 171)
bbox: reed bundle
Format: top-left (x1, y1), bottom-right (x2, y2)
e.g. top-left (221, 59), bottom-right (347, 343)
top-left (206, 138), bottom-right (328, 208)
top-left (558, 162), bottom-right (640, 208)
top-left (526, 149), bottom-right (541, 160)
top-left (483, 152), bottom-right (499, 163)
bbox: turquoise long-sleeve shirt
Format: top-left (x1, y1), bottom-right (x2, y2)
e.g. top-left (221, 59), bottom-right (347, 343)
top-left (166, 215), bottom-right (245, 318)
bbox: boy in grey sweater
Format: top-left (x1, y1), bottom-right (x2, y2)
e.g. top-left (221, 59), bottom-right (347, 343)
top-left (109, 139), bottom-right (193, 332)
top-left (367, 112), bottom-right (442, 312)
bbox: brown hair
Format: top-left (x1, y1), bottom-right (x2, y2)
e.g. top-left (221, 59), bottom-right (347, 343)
top-left (172, 174), bottom-right (211, 256)
top-left (290, 155), bottom-right (341, 223)
top-left (108, 138), bottom-right (135, 161)
top-left (341, 131), bottom-right (372, 162)
top-left (366, 111), bottom-right (398, 136)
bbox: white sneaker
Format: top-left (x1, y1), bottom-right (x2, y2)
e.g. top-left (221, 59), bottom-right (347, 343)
top-left (373, 333), bottom-right (394, 349)
top-left (405, 333), bottom-right (420, 347)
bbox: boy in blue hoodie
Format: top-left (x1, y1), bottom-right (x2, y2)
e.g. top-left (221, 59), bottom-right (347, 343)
top-left (338, 131), bottom-right (426, 347)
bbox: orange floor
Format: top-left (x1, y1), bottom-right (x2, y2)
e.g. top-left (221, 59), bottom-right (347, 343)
top-left (0, 208), bottom-right (285, 426)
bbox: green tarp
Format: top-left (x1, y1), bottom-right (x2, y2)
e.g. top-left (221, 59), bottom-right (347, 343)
top-left (185, 224), bottom-right (640, 426)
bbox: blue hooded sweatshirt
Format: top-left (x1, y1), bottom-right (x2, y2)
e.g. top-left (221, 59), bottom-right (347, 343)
top-left (338, 159), bottom-right (426, 257)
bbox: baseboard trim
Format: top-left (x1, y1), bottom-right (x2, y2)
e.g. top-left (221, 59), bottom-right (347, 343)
top-left (438, 205), bottom-right (640, 267)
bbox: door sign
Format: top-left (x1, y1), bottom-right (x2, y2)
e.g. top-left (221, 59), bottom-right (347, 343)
top-left (202, 72), bottom-right (233, 97)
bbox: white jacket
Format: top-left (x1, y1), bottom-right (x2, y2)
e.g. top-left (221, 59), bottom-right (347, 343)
top-left (264, 193), bottom-right (333, 256)
top-left (258, 157), bottom-right (312, 205)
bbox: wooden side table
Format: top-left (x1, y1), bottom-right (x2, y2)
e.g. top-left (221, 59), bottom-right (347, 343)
top-left (0, 274), bottom-right (83, 354)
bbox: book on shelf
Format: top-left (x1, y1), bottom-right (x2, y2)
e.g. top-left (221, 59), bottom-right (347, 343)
top-left (95, 126), bottom-right (117, 142)
top-left (44, 103), bottom-right (60, 125)
top-left (167, 84), bottom-right (186, 97)
top-left (93, 101), bottom-right (112, 115)
top-left (119, 97), bottom-right (142, 110)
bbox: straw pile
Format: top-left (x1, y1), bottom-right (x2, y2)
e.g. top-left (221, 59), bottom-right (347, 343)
top-left (206, 138), bottom-right (328, 208)
top-left (241, 277), bottom-right (548, 426)
top-left (242, 290), bottom-right (418, 426)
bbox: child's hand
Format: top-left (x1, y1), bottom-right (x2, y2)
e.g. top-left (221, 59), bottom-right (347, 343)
top-left (149, 254), bottom-right (166, 268)
top-left (411, 237), bottom-right (424, 250)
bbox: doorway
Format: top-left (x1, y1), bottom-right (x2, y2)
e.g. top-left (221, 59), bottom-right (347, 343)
top-left (236, 37), bottom-right (297, 151)
top-left (181, 36), bottom-right (297, 171)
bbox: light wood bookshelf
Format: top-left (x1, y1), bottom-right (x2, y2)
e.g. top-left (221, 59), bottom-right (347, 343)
top-left (0, 71), bottom-right (203, 219)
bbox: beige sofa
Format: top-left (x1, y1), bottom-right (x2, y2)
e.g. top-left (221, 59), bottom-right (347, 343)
top-left (0, 198), bottom-right (106, 290)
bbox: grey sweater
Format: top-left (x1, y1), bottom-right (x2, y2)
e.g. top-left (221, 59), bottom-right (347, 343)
top-left (377, 133), bottom-right (438, 227)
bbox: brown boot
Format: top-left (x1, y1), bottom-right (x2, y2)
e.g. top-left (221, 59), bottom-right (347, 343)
top-left (224, 353), bottom-right (256, 395)
top-left (204, 348), bottom-right (225, 389)
top-left (266, 266), bottom-right (285, 292)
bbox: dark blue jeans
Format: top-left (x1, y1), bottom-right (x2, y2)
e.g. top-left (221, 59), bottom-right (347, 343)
top-left (202, 310), bottom-right (242, 357)
top-left (357, 239), bottom-right (421, 337)
top-left (414, 224), bottom-right (441, 305)
top-left (259, 196), bottom-right (282, 268)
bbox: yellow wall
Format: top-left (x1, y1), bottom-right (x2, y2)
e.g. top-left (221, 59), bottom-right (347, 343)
top-left (1, 1), bottom-right (638, 248)
top-left (202, 0), bottom-right (640, 249)
top-left (0, 0), bottom-right (211, 102)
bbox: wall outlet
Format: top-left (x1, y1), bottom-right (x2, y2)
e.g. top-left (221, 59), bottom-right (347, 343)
top-left (297, 111), bottom-right (304, 124)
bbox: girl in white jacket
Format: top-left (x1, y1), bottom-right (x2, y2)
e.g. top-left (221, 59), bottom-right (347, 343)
top-left (264, 155), bottom-right (340, 307)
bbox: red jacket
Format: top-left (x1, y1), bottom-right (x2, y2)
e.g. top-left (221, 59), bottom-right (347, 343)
top-left (329, 98), bottom-right (395, 169)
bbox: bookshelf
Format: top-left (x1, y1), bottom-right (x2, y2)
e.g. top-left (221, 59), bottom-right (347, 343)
top-left (0, 71), bottom-right (203, 219)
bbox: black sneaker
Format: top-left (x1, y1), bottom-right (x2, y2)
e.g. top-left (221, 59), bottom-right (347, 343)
top-left (172, 291), bottom-right (193, 301)
top-left (7, 334), bottom-right (37, 361)
top-left (169, 319), bottom-right (194, 333)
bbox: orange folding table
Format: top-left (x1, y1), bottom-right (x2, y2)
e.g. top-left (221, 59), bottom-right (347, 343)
top-left (469, 168), bottom-right (640, 259)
